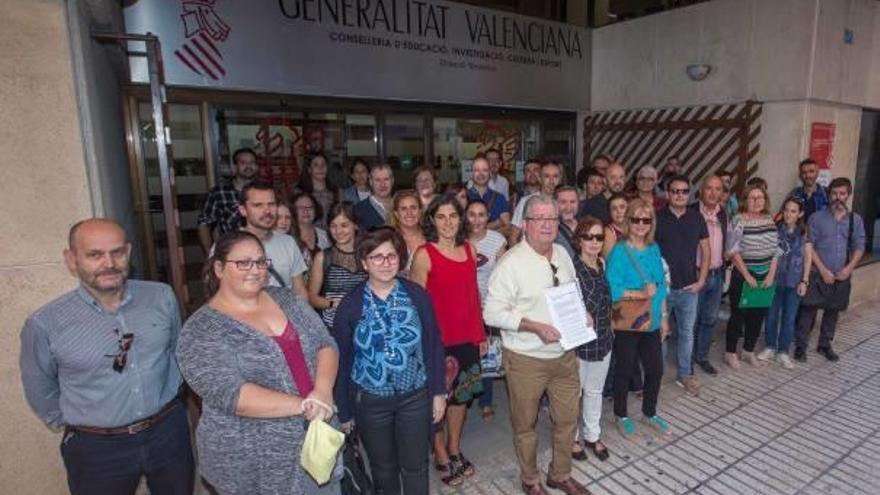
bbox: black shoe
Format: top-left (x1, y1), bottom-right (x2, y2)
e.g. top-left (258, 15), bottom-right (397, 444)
top-left (817, 347), bottom-right (839, 362)
top-left (584, 440), bottom-right (611, 461)
top-left (794, 348), bottom-right (807, 362)
top-left (695, 360), bottom-right (718, 376)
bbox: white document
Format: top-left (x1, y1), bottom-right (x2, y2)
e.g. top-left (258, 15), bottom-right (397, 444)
top-left (545, 282), bottom-right (596, 350)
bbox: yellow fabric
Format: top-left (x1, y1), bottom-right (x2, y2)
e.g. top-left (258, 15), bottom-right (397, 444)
top-left (300, 418), bottom-right (344, 484)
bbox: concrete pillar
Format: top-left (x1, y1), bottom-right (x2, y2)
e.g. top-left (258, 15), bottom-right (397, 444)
top-left (0, 0), bottom-right (92, 493)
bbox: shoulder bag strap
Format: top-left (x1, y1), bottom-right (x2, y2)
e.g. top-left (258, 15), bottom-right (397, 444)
top-left (621, 243), bottom-right (650, 287)
top-left (319, 247), bottom-right (333, 296)
top-left (267, 266), bottom-right (288, 288)
top-left (845, 212), bottom-right (854, 264)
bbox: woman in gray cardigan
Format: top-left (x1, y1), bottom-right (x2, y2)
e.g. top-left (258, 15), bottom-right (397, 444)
top-left (178, 231), bottom-right (341, 495)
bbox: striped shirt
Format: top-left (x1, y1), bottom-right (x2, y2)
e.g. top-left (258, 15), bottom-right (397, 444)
top-left (474, 230), bottom-right (507, 301)
top-left (19, 281), bottom-right (183, 428)
top-left (320, 248), bottom-right (368, 328)
top-left (728, 214), bottom-right (781, 275)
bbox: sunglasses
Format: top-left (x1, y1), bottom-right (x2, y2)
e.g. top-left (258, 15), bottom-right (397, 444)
top-left (669, 187), bottom-right (690, 195)
top-left (225, 258), bottom-right (272, 270)
top-left (106, 329), bottom-right (134, 373)
top-left (630, 217), bottom-right (653, 225)
top-left (580, 234), bottom-right (605, 242)
top-left (549, 262), bottom-right (559, 287)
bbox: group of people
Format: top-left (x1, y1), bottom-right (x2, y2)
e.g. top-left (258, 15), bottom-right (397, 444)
top-left (19, 147), bottom-right (866, 495)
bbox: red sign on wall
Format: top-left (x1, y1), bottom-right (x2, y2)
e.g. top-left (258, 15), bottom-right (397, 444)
top-left (809, 122), bottom-right (835, 170)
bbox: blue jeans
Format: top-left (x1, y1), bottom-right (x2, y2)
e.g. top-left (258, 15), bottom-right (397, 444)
top-left (60, 399), bottom-right (194, 495)
top-left (479, 377), bottom-right (494, 407)
top-left (667, 289), bottom-right (699, 378)
top-left (694, 269), bottom-right (725, 363)
top-left (765, 285), bottom-right (800, 353)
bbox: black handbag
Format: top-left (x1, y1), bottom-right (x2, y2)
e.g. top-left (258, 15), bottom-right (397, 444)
top-left (801, 213), bottom-right (853, 311)
top-left (341, 430), bottom-right (374, 495)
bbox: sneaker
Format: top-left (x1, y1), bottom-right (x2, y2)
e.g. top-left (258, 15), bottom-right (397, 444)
top-left (756, 348), bottom-right (775, 361)
top-left (777, 353), bottom-right (795, 369)
top-left (695, 360), bottom-right (718, 375)
top-left (615, 416), bottom-right (636, 438)
top-left (794, 348), bottom-right (807, 362)
top-left (817, 347), bottom-right (840, 362)
top-left (641, 415), bottom-right (672, 437)
top-left (676, 376), bottom-right (700, 396)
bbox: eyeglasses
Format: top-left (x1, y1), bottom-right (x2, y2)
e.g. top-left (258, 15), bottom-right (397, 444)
top-left (106, 329), bottom-right (134, 373)
top-left (225, 258), bottom-right (272, 270)
top-left (580, 234), bottom-right (605, 242)
top-left (525, 217), bottom-right (557, 225)
top-left (637, 176), bottom-right (656, 182)
top-left (630, 217), bottom-right (653, 225)
top-left (367, 253), bottom-right (399, 266)
top-left (669, 187), bottom-right (690, 196)
top-left (549, 262), bottom-right (559, 287)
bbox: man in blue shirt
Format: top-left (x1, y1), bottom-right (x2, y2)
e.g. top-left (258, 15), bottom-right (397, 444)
top-left (794, 178), bottom-right (865, 362)
top-left (467, 155), bottom-right (510, 230)
top-left (787, 158), bottom-right (829, 220)
top-left (20, 219), bottom-right (193, 494)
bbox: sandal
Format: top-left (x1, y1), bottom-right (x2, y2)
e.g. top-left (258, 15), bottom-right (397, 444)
top-left (585, 440), bottom-right (610, 461)
top-left (615, 416), bottom-right (637, 438)
top-left (571, 441), bottom-right (587, 461)
top-left (436, 462), bottom-right (465, 486)
top-left (449, 452), bottom-right (475, 477)
top-left (480, 406), bottom-right (495, 421)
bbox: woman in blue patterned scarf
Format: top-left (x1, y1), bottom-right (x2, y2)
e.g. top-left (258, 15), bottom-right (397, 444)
top-left (332, 227), bottom-right (446, 495)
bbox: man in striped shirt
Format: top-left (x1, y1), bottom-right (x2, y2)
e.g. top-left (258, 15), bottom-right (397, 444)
top-left (19, 219), bottom-right (193, 494)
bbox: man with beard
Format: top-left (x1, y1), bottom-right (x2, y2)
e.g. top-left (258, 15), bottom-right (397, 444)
top-left (237, 181), bottom-right (309, 299)
top-left (604, 162), bottom-right (627, 198)
top-left (198, 147), bottom-right (260, 253)
top-left (787, 158), bottom-right (829, 220)
top-left (20, 219), bottom-right (194, 494)
top-left (794, 177), bottom-right (865, 362)
top-left (577, 167), bottom-right (610, 224)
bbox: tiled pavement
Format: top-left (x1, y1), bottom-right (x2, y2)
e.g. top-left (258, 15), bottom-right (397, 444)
top-left (430, 302), bottom-right (880, 494)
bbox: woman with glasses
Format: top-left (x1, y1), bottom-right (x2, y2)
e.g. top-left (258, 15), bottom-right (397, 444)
top-left (570, 216), bottom-right (614, 461)
top-left (605, 198), bottom-right (670, 438)
top-left (290, 192), bottom-right (331, 275)
top-left (410, 194), bottom-right (486, 487)
top-left (178, 230), bottom-right (341, 495)
top-left (308, 202), bottom-right (367, 329)
top-left (725, 184), bottom-right (780, 369)
top-left (602, 193), bottom-right (628, 258)
top-left (465, 199), bottom-right (507, 422)
top-left (414, 164), bottom-right (438, 208)
top-left (333, 227), bottom-right (446, 495)
top-left (298, 153), bottom-right (339, 228)
top-left (390, 190), bottom-right (426, 277)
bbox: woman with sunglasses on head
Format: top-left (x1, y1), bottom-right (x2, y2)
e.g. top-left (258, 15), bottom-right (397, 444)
top-left (178, 230), bottom-right (341, 495)
top-left (390, 190), bottom-right (426, 277)
top-left (757, 197), bottom-right (811, 369)
top-left (308, 202), bottom-right (367, 329)
top-left (290, 192), bottom-right (331, 275)
top-left (570, 216), bottom-right (615, 461)
top-left (602, 194), bottom-right (628, 258)
top-left (333, 227), bottom-right (446, 495)
top-left (410, 194), bottom-right (487, 487)
top-left (465, 199), bottom-right (508, 422)
top-left (725, 184), bottom-right (781, 369)
top-left (605, 198), bottom-right (670, 439)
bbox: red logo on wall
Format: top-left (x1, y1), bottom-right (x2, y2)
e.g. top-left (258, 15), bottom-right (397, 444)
top-left (175, 0), bottom-right (229, 80)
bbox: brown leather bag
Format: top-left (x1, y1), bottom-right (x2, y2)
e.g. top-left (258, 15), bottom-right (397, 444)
top-left (611, 244), bottom-right (654, 332)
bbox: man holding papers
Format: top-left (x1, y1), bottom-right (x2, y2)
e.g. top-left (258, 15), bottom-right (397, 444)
top-left (484, 195), bottom-right (591, 495)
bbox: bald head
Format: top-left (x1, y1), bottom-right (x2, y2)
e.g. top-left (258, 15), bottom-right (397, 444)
top-left (68, 219), bottom-right (126, 250)
top-left (606, 162), bottom-right (626, 194)
top-left (65, 219), bottom-right (131, 295)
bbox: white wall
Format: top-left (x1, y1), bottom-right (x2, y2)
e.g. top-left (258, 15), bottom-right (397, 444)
top-left (591, 0), bottom-right (880, 111)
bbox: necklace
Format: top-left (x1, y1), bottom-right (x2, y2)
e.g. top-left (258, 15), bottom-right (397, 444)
top-left (367, 284), bottom-right (399, 360)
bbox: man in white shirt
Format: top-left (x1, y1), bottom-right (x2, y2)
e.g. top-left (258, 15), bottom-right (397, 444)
top-left (484, 195), bottom-right (589, 495)
top-left (509, 160), bottom-right (564, 244)
top-left (238, 182), bottom-right (309, 299)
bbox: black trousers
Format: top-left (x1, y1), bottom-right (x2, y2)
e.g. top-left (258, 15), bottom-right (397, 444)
top-left (795, 305), bottom-right (840, 350)
top-left (726, 270), bottom-right (768, 353)
top-left (612, 331), bottom-right (662, 418)
top-left (60, 400), bottom-right (194, 495)
top-left (355, 387), bottom-right (430, 495)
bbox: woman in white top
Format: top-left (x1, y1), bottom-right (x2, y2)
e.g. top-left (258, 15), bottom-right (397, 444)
top-left (465, 199), bottom-right (506, 421)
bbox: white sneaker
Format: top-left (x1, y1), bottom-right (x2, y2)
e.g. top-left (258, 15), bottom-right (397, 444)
top-left (756, 348), bottom-right (775, 361)
top-left (777, 353), bottom-right (795, 369)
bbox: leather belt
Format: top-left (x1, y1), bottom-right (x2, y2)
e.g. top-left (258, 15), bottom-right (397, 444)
top-left (68, 397), bottom-right (182, 436)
